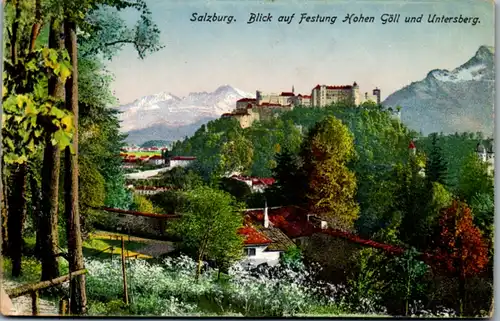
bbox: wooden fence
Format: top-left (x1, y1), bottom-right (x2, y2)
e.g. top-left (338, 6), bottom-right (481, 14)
top-left (5, 269), bottom-right (87, 316)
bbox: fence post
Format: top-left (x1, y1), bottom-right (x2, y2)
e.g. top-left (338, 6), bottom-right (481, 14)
top-left (31, 291), bottom-right (39, 316)
top-left (59, 298), bottom-right (68, 315)
top-left (121, 236), bottom-right (129, 305)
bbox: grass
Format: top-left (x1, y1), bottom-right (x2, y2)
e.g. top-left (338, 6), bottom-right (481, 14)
top-left (122, 151), bottom-right (162, 157)
top-left (83, 239), bottom-right (151, 260)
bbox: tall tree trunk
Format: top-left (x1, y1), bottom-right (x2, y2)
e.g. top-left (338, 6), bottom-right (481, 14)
top-left (64, 19), bottom-right (86, 315)
top-left (1, 161), bottom-right (8, 256)
top-left (28, 0), bottom-right (42, 53)
top-left (7, 163), bottom-right (28, 277)
top-left (39, 18), bottom-right (64, 281)
top-left (30, 167), bottom-right (43, 259)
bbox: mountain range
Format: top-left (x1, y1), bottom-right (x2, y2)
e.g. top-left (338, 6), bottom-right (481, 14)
top-left (117, 45), bottom-right (494, 144)
top-left (383, 45), bottom-right (494, 136)
top-left (116, 85), bottom-right (253, 144)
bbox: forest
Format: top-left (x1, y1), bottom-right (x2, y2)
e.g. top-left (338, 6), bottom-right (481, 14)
top-left (0, 0), bottom-right (494, 317)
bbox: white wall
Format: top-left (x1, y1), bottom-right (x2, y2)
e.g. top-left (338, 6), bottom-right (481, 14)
top-left (169, 160), bottom-right (194, 168)
top-left (240, 245), bottom-right (281, 267)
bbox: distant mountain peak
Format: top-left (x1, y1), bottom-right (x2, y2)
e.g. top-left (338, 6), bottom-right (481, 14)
top-left (116, 85), bottom-right (253, 134)
top-left (383, 45), bottom-right (494, 136)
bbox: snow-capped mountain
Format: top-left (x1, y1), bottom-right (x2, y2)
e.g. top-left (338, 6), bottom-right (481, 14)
top-left (116, 85), bottom-right (253, 143)
top-left (383, 45), bottom-right (494, 135)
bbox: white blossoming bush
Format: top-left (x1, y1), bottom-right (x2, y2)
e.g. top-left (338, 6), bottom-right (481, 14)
top-left (84, 256), bottom-right (353, 317)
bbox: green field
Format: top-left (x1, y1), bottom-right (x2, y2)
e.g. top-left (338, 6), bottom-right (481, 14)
top-left (121, 151), bottom-right (162, 157)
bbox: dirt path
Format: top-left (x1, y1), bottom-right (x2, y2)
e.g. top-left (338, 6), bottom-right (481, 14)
top-left (1, 279), bottom-right (58, 316)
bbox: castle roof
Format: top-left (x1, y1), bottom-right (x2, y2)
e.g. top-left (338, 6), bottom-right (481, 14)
top-left (237, 98), bottom-right (257, 102)
top-left (408, 141), bottom-right (416, 149)
top-left (313, 84), bottom-right (353, 90)
top-left (476, 143), bottom-right (486, 153)
top-left (280, 92), bottom-right (295, 97)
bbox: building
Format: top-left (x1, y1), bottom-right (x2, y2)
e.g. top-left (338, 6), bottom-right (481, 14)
top-left (168, 156), bottom-right (196, 168)
top-left (238, 204), bottom-right (295, 267)
top-left (148, 155), bottom-right (166, 166)
top-left (230, 175), bottom-right (275, 193)
top-left (311, 82), bottom-right (361, 107)
top-left (244, 205), bottom-right (328, 250)
top-left (295, 94), bottom-right (312, 106)
top-left (476, 140), bottom-right (495, 175)
top-left (226, 82), bottom-right (381, 128)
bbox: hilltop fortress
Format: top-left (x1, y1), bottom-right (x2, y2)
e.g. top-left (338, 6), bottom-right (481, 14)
top-left (223, 82), bottom-right (381, 128)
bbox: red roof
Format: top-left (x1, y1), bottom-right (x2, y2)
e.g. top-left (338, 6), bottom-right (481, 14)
top-left (150, 147), bottom-right (159, 150)
top-left (245, 206), bottom-right (315, 239)
top-left (238, 225), bottom-right (272, 245)
top-left (280, 92), bottom-right (295, 97)
top-left (231, 175), bottom-right (275, 187)
top-left (237, 98), bottom-right (257, 102)
top-left (222, 113), bottom-right (233, 117)
top-left (409, 141), bottom-right (416, 149)
top-left (150, 155), bottom-right (163, 160)
top-left (139, 156), bottom-right (149, 160)
top-left (170, 156), bottom-right (196, 161)
top-left (298, 94), bottom-right (311, 99)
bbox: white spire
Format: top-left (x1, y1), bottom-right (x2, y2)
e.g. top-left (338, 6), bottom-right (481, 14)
top-left (264, 201), bottom-right (269, 228)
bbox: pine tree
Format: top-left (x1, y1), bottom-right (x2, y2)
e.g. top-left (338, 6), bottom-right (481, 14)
top-left (271, 148), bottom-right (307, 206)
top-left (426, 133), bottom-right (448, 186)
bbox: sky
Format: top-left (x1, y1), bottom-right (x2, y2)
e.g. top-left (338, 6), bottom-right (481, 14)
top-left (105, 0), bottom-right (494, 105)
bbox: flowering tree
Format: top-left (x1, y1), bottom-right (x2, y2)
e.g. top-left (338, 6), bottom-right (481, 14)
top-left (429, 200), bottom-right (489, 315)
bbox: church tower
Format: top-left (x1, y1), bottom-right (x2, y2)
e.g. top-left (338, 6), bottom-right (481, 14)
top-left (292, 85), bottom-right (295, 94)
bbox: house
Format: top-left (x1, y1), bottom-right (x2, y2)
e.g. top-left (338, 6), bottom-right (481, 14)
top-left (244, 205), bottom-right (328, 248)
top-left (238, 204), bottom-right (295, 267)
top-left (148, 155), bottom-right (165, 166)
top-left (230, 175), bottom-right (275, 193)
top-left (122, 157), bottom-right (139, 169)
top-left (168, 156), bottom-right (196, 168)
top-left (476, 140), bottom-right (495, 175)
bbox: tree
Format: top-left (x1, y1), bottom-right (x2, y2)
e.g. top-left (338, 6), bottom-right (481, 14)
top-left (130, 194), bottom-right (154, 213)
top-left (39, 18), bottom-right (66, 282)
top-left (301, 116), bottom-right (359, 231)
top-left (218, 177), bottom-right (252, 202)
top-left (426, 133), bottom-right (448, 186)
top-left (430, 201), bottom-right (489, 316)
top-left (168, 186), bottom-right (244, 279)
top-left (269, 148), bottom-right (307, 206)
top-left (385, 247), bottom-right (430, 316)
top-left (457, 153), bottom-right (493, 204)
top-left (219, 133), bottom-right (254, 176)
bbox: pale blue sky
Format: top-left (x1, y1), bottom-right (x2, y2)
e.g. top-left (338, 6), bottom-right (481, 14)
top-left (106, 0), bottom-right (494, 104)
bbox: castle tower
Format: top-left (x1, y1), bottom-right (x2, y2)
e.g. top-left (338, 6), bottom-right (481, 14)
top-left (476, 143), bottom-right (487, 162)
top-left (352, 81), bottom-right (361, 106)
top-left (373, 87), bottom-right (381, 105)
top-left (409, 140), bottom-right (416, 156)
top-left (292, 85), bottom-right (295, 94)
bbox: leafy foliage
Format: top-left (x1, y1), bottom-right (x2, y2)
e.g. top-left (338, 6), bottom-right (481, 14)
top-left (301, 115), bottom-right (359, 231)
top-left (425, 133), bottom-right (448, 186)
top-left (385, 247), bottom-right (430, 316)
top-left (168, 187), bottom-right (244, 275)
top-left (430, 201), bottom-right (489, 280)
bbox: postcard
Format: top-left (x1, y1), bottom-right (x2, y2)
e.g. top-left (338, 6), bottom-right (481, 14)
top-left (0, 0), bottom-right (494, 318)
